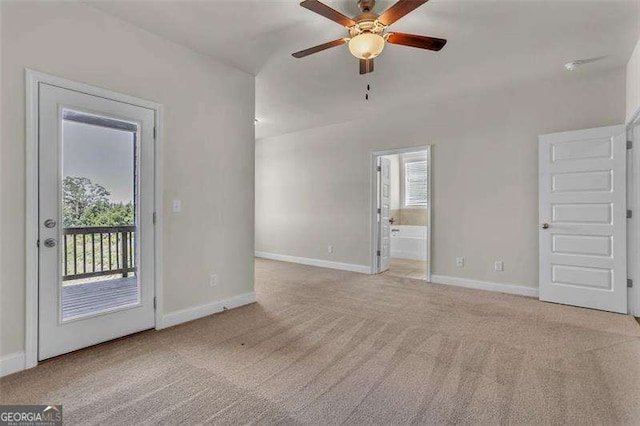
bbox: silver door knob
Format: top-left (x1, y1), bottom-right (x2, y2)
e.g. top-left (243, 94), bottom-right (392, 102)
top-left (44, 219), bottom-right (57, 228)
top-left (541, 223), bottom-right (550, 229)
top-left (44, 238), bottom-right (56, 248)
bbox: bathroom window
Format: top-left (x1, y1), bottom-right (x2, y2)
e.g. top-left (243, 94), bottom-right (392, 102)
top-left (404, 159), bottom-right (428, 207)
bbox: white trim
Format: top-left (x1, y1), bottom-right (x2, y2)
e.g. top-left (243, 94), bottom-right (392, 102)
top-left (25, 69), bottom-right (164, 368)
top-left (630, 116), bottom-right (640, 316)
top-left (25, 70), bottom-right (39, 369)
top-left (0, 352), bottom-right (26, 378)
top-left (426, 147), bottom-right (432, 282)
top-left (628, 104), bottom-right (640, 128)
top-left (154, 106), bottom-right (165, 329)
top-left (162, 292), bottom-right (256, 329)
top-left (255, 251), bottom-right (370, 274)
top-left (430, 275), bottom-right (539, 298)
top-left (370, 153), bottom-right (378, 274)
top-left (370, 146), bottom-right (432, 281)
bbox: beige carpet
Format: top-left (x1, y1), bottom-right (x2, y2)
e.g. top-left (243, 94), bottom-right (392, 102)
top-left (2, 258), bottom-right (640, 425)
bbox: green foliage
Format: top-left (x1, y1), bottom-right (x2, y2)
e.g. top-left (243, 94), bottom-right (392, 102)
top-left (63, 176), bottom-right (134, 227)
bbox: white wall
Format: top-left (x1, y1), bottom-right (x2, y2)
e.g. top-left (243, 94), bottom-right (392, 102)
top-left (628, 36), bottom-right (640, 122)
top-left (1, 2), bottom-right (255, 359)
top-left (256, 68), bottom-right (625, 289)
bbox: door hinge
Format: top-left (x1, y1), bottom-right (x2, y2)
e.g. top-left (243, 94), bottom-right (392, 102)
top-left (377, 166), bottom-right (381, 172)
top-left (377, 208), bottom-right (381, 214)
top-left (627, 210), bottom-right (633, 219)
top-left (376, 250), bottom-right (381, 257)
top-left (153, 127), bottom-right (157, 139)
top-left (627, 140), bottom-right (632, 150)
top-left (628, 279), bottom-right (633, 288)
top-left (153, 297), bottom-right (157, 310)
top-left (153, 212), bottom-right (157, 224)
top-left (36, 239), bottom-right (40, 248)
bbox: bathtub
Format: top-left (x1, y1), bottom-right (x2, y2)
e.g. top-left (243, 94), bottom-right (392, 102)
top-left (390, 225), bottom-right (427, 260)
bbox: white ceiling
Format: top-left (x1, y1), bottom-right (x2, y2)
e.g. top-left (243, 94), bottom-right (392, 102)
top-left (88, 0), bottom-right (640, 139)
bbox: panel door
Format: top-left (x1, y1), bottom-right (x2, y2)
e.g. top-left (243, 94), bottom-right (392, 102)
top-left (539, 125), bottom-right (627, 313)
top-left (379, 157), bottom-right (391, 272)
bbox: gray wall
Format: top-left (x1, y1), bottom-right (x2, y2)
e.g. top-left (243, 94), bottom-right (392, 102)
top-left (256, 68), bottom-right (625, 289)
top-left (1, 2), bottom-right (255, 357)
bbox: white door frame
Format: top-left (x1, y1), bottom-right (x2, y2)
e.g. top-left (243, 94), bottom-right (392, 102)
top-left (25, 69), bottom-right (164, 369)
top-left (628, 108), bottom-right (640, 317)
top-left (370, 146), bottom-right (432, 282)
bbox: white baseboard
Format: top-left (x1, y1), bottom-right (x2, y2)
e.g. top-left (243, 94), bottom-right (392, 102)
top-left (162, 292), bottom-right (256, 329)
top-left (2, 294), bottom-right (257, 376)
top-left (0, 352), bottom-right (25, 377)
top-left (255, 251), bottom-right (370, 274)
top-left (430, 275), bottom-right (538, 298)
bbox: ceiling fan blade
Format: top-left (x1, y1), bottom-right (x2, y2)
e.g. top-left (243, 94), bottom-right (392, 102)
top-left (292, 38), bottom-right (348, 58)
top-left (300, 0), bottom-right (356, 27)
top-left (378, 0), bottom-right (429, 26)
top-left (359, 58), bottom-right (374, 75)
top-left (386, 33), bottom-right (447, 51)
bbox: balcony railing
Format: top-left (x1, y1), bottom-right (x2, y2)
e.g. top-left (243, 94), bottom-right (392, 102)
top-left (63, 226), bottom-right (135, 281)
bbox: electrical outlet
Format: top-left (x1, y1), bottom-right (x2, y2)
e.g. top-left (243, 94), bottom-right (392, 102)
top-left (209, 273), bottom-right (217, 287)
top-left (328, 244), bottom-right (333, 254)
top-left (494, 261), bottom-right (504, 272)
top-left (456, 257), bottom-right (464, 268)
top-left (172, 199), bottom-right (182, 213)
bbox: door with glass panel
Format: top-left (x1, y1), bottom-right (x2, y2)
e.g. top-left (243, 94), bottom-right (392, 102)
top-left (38, 83), bottom-right (155, 360)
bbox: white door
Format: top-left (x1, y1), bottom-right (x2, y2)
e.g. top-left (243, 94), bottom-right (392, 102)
top-left (539, 125), bottom-right (627, 313)
top-left (38, 83), bottom-right (156, 360)
top-left (378, 157), bottom-right (391, 272)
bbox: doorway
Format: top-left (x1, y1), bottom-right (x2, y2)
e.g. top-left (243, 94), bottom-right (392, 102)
top-left (371, 147), bottom-right (431, 281)
top-left (26, 72), bottom-right (162, 363)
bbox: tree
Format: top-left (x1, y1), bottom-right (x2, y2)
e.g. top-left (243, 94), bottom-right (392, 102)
top-left (82, 201), bottom-right (134, 226)
top-left (63, 176), bottom-right (134, 227)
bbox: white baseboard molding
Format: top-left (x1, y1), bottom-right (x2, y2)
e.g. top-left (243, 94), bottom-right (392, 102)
top-left (255, 251), bottom-right (370, 274)
top-left (430, 275), bottom-right (539, 298)
top-left (0, 351), bottom-right (25, 378)
top-left (162, 292), bottom-right (256, 329)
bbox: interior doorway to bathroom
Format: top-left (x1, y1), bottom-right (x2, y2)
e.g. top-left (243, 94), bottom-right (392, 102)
top-left (370, 147), bottom-right (431, 281)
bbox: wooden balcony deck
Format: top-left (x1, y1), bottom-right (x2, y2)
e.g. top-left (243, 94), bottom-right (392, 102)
top-left (62, 276), bottom-right (138, 320)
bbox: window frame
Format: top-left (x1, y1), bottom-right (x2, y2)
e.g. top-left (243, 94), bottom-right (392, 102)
top-left (401, 153), bottom-right (428, 209)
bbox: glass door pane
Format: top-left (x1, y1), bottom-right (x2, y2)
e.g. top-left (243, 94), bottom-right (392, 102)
top-left (60, 109), bottom-right (140, 321)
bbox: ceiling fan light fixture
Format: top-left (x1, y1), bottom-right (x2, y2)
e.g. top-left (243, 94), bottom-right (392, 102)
top-left (293, 0), bottom-right (447, 75)
top-left (348, 32), bottom-right (385, 60)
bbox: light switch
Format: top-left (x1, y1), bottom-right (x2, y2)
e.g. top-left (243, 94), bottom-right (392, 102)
top-left (172, 199), bottom-right (182, 213)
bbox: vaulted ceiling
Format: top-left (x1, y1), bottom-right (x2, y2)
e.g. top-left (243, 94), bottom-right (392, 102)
top-left (89, 0), bottom-right (639, 139)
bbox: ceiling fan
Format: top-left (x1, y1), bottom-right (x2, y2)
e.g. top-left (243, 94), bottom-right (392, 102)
top-left (292, 0), bottom-right (447, 74)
